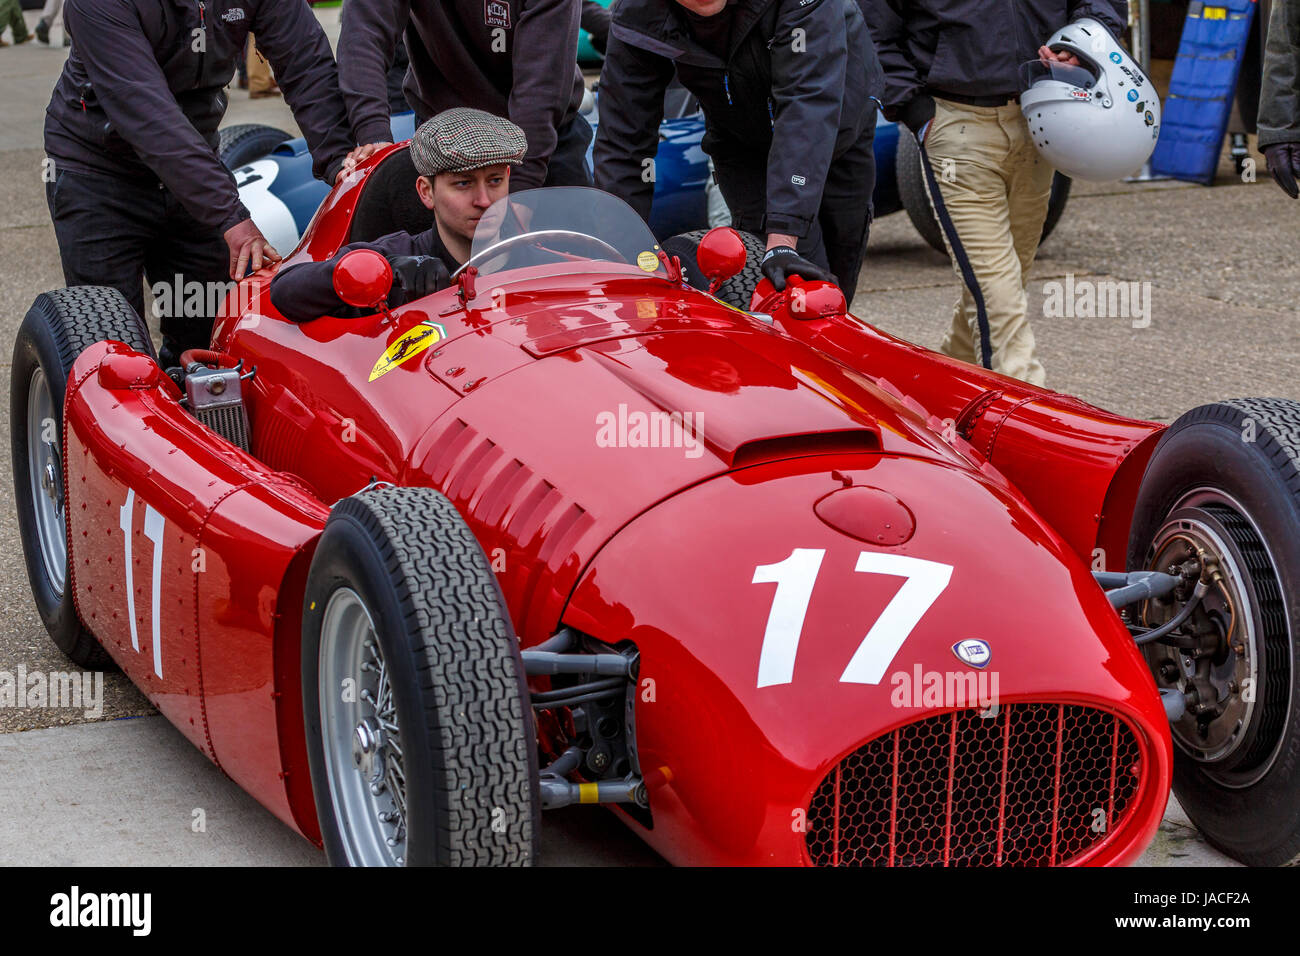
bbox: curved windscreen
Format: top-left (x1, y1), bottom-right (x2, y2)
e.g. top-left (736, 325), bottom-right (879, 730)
top-left (466, 187), bottom-right (668, 281)
top-left (1018, 58), bottom-right (1099, 93)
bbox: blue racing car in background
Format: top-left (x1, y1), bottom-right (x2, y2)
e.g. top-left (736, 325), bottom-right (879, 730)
top-left (221, 88), bottom-right (1068, 261)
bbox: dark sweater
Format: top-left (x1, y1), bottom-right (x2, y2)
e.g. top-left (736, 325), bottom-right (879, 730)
top-left (269, 228), bottom-right (459, 322)
top-left (339, 0), bottom-right (585, 190)
top-left (594, 0), bottom-right (883, 238)
top-left (864, 0), bottom-right (1128, 115)
top-left (45, 0), bottom-right (353, 236)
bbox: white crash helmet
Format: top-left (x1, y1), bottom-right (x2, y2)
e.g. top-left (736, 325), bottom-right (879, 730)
top-left (1018, 18), bottom-right (1161, 182)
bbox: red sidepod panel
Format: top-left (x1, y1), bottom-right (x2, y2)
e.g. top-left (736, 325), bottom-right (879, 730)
top-left (63, 342), bottom-right (329, 835)
top-left (562, 454), bottom-right (1173, 866)
top-left (759, 293), bottom-right (1166, 570)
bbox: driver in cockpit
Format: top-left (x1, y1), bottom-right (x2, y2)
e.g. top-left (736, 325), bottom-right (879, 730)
top-left (269, 108), bottom-right (525, 322)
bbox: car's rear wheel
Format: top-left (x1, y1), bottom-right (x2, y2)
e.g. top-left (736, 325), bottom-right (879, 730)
top-left (302, 486), bottom-right (538, 866)
top-left (662, 228), bottom-right (766, 310)
top-left (895, 130), bottom-right (1071, 255)
top-left (1127, 399), bottom-right (1300, 866)
top-left (11, 288), bottom-right (156, 669)
top-left (217, 123), bottom-right (294, 170)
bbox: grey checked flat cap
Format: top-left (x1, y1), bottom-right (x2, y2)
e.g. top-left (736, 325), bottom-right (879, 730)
top-left (409, 108), bottom-right (528, 177)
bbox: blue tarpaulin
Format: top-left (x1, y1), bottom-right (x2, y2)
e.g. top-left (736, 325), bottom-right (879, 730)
top-left (1150, 0), bottom-right (1257, 184)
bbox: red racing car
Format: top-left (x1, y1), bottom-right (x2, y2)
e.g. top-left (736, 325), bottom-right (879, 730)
top-left (12, 143), bottom-right (1300, 867)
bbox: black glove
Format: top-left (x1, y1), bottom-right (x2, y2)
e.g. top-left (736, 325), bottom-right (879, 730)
top-left (387, 255), bottom-right (451, 306)
top-left (760, 246), bottom-right (835, 292)
top-left (1263, 143), bottom-right (1300, 199)
top-left (897, 94), bottom-right (937, 142)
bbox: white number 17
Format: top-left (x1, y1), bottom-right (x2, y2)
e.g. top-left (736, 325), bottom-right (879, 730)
top-left (752, 549), bottom-right (952, 688)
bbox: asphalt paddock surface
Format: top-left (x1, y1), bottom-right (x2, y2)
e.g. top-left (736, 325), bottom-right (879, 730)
top-left (0, 8), bottom-right (1288, 865)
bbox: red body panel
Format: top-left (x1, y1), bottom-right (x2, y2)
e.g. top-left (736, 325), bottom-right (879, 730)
top-left (562, 456), bottom-right (1171, 865)
top-left (760, 294), bottom-right (1167, 569)
top-left (64, 343), bottom-right (327, 835)
top-left (58, 164), bottom-right (1178, 864)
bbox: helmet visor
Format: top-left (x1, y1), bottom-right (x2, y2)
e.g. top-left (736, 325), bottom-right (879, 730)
top-left (1018, 59), bottom-right (1099, 93)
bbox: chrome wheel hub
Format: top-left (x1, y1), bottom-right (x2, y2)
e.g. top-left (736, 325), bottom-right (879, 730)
top-left (26, 368), bottom-right (67, 594)
top-left (319, 588), bottom-right (408, 865)
top-left (352, 718), bottom-right (386, 783)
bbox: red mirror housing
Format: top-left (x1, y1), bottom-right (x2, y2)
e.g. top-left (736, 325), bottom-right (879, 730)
top-left (333, 249), bottom-right (393, 310)
top-left (697, 227), bottom-right (747, 293)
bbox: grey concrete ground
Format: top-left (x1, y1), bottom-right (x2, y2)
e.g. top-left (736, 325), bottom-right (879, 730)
top-left (0, 6), bottom-right (1280, 866)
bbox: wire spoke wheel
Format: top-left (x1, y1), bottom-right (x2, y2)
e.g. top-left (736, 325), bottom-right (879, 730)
top-left (302, 487), bottom-right (537, 866)
top-left (319, 587), bottom-right (408, 866)
top-left (25, 368), bottom-right (66, 595)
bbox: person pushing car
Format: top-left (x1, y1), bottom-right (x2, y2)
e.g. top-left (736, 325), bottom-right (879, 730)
top-left (592, 0), bottom-right (885, 302)
top-left (337, 0), bottom-right (590, 190)
top-left (43, 0), bottom-right (355, 369)
top-left (270, 109), bottom-right (524, 322)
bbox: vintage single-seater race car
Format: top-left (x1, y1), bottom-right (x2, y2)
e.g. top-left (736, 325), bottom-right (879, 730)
top-left (12, 141), bottom-right (1300, 866)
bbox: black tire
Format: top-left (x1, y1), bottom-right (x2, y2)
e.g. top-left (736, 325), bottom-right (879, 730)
top-left (217, 123), bottom-right (294, 171)
top-left (11, 287), bottom-right (156, 669)
top-left (1126, 399), bottom-right (1300, 866)
top-left (662, 228), bottom-right (766, 310)
top-left (301, 486), bottom-right (538, 866)
top-left (895, 130), bottom-right (1071, 255)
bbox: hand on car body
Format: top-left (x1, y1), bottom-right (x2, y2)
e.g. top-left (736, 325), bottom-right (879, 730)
top-left (42, 0), bottom-right (355, 365)
top-left (592, 0), bottom-right (884, 304)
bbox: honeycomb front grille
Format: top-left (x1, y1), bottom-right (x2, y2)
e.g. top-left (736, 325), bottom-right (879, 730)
top-left (806, 703), bottom-right (1144, 866)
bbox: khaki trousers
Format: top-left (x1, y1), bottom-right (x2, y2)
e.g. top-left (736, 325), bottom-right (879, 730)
top-left (247, 34), bottom-right (276, 95)
top-left (920, 98), bottom-right (1054, 386)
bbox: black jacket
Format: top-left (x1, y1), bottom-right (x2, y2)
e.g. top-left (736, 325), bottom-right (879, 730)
top-left (269, 228), bottom-right (458, 322)
top-left (44, 0), bottom-right (354, 237)
top-left (864, 0), bottom-right (1127, 118)
top-left (340, 0), bottom-right (585, 191)
top-left (1260, 0), bottom-right (1300, 147)
top-left (593, 0), bottom-right (884, 239)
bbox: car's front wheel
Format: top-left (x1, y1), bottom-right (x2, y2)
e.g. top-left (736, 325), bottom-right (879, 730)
top-left (11, 287), bottom-right (156, 668)
top-left (1128, 399), bottom-right (1300, 866)
top-left (663, 228), bottom-right (766, 310)
top-left (302, 486), bottom-right (538, 866)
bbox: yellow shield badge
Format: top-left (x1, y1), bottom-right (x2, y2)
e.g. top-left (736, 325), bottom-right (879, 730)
top-left (369, 321), bottom-right (447, 382)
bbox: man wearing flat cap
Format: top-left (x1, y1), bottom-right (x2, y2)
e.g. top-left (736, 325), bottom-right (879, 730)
top-left (270, 108), bottom-right (526, 322)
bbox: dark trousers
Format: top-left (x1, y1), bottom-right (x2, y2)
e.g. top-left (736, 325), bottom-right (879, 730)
top-left (45, 167), bottom-right (229, 360)
top-left (713, 121), bottom-right (876, 302)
